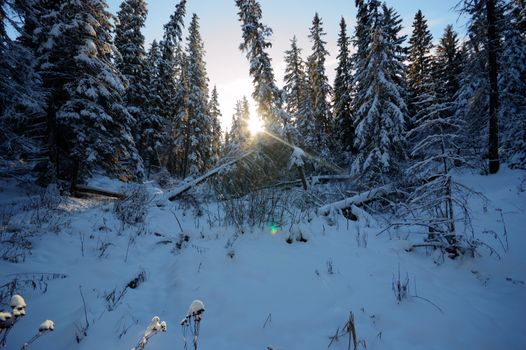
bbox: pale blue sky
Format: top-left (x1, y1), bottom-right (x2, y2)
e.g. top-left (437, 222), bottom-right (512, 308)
top-left (107, 0), bottom-right (466, 128)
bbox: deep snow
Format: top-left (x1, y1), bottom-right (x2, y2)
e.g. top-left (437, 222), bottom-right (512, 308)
top-left (0, 168), bottom-right (525, 350)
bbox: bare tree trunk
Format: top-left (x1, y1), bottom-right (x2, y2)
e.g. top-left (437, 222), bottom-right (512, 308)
top-left (487, 0), bottom-right (500, 174)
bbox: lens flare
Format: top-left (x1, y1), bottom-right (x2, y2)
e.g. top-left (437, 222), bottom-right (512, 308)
top-left (248, 116), bottom-right (264, 135)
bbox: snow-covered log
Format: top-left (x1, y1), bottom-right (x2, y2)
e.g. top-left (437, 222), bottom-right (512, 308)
top-left (74, 185), bottom-right (126, 200)
top-left (163, 152), bottom-right (254, 202)
top-left (317, 184), bottom-right (395, 216)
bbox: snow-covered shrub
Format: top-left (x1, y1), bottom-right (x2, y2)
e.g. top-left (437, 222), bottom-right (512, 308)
top-left (219, 188), bottom-right (291, 230)
top-left (113, 185), bottom-right (150, 227)
top-left (132, 316), bottom-right (167, 350)
top-left (181, 300), bottom-right (205, 350)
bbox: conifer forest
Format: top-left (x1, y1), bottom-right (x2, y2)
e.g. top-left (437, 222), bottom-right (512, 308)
top-left (0, 1), bottom-right (525, 349)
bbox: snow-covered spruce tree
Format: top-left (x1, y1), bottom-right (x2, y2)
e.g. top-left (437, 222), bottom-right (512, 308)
top-left (140, 40), bottom-right (166, 177)
top-left (458, 0), bottom-right (505, 174)
top-left (235, 0), bottom-right (285, 131)
top-left (406, 10), bottom-right (434, 128)
top-left (351, 0), bottom-right (371, 88)
top-left (349, 0), bottom-right (370, 156)
top-left (435, 26), bottom-right (463, 113)
top-left (333, 17), bottom-right (354, 159)
top-left (157, 0), bottom-right (186, 175)
top-left (306, 13), bottom-right (332, 158)
top-left (182, 13), bottom-right (212, 177)
top-left (115, 0), bottom-right (161, 178)
top-left (283, 36), bottom-right (309, 145)
top-left (115, 0), bottom-right (148, 109)
top-left (226, 97), bottom-right (251, 154)
top-left (454, 0), bottom-right (505, 172)
top-left (382, 3), bottom-right (408, 115)
top-left (208, 86), bottom-right (223, 166)
top-left (0, 0), bottom-right (47, 179)
top-left (32, 0), bottom-right (143, 181)
top-left (498, 3), bottom-right (526, 169)
top-left (351, 0), bottom-right (407, 186)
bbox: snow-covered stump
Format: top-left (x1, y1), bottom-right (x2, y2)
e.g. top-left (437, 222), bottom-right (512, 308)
top-left (288, 146), bottom-right (308, 190)
top-left (132, 316), bottom-right (167, 350)
top-left (20, 320), bottom-right (55, 350)
top-left (180, 300), bottom-right (205, 350)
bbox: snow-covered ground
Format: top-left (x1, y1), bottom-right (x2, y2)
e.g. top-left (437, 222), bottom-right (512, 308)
top-left (1, 168), bottom-right (525, 350)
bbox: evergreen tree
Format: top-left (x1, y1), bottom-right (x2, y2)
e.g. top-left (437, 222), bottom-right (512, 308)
top-left (349, 0), bottom-right (370, 156)
top-left (333, 17), bottom-right (353, 156)
top-left (306, 13), bottom-right (332, 156)
top-left (208, 86), bottom-right (223, 165)
top-left (158, 0), bottom-right (186, 134)
top-left (351, 0), bottom-right (370, 87)
top-left (30, 0), bottom-right (143, 180)
top-left (154, 0), bottom-right (186, 175)
top-left (499, 3), bottom-right (526, 168)
top-left (351, 0), bottom-right (407, 185)
top-left (115, 0), bottom-right (162, 177)
top-left (183, 14), bottom-right (211, 176)
top-left (455, 0), bottom-right (505, 171)
top-left (115, 0), bottom-right (148, 108)
top-left (283, 36), bottom-right (309, 144)
top-left (0, 0), bottom-right (46, 177)
top-left (407, 10), bottom-right (434, 125)
top-left (235, 0), bottom-right (287, 132)
top-left (226, 97), bottom-right (251, 153)
top-left (457, 0), bottom-right (505, 173)
top-left (435, 26), bottom-right (463, 107)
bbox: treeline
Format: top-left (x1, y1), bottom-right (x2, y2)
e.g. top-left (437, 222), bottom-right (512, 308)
top-left (1, 0), bottom-right (525, 188)
top-left (234, 0), bottom-right (525, 188)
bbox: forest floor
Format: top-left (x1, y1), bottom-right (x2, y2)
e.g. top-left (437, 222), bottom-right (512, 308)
top-left (1, 168), bottom-right (525, 350)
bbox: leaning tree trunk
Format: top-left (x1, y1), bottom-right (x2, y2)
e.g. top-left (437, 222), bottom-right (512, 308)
top-left (487, 0), bottom-right (500, 174)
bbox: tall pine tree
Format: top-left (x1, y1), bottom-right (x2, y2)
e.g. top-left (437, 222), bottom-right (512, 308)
top-left (235, 0), bottom-right (285, 132)
top-left (208, 86), bottom-right (223, 166)
top-left (333, 17), bottom-right (353, 156)
top-left (499, 2), bottom-right (526, 168)
top-left (306, 13), bottom-right (332, 157)
top-left (115, 0), bottom-right (162, 177)
top-left (183, 14), bottom-right (212, 177)
top-left (283, 36), bottom-right (309, 145)
top-left (351, 0), bottom-right (407, 185)
top-left (407, 10), bottom-right (434, 126)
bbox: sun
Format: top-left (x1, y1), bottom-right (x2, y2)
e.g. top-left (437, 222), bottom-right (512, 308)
top-left (248, 116), bottom-right (264, 136)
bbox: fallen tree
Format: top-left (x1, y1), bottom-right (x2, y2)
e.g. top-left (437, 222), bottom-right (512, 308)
top-left (162, 151), bottom-right (254, 202)
top-left (74, 185), bottom-right (126, 200)
top-left (317, 184), bottom-right (396, 216)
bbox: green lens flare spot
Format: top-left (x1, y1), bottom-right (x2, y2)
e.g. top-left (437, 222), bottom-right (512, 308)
top-left (270, 224), bottom-right (279, 235)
